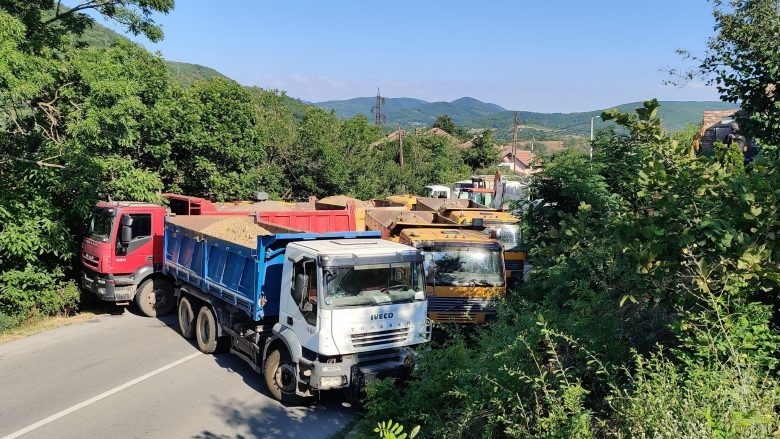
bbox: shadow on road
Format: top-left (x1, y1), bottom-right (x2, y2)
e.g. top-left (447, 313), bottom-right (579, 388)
top-left (150, 309), bottom-right (355, 439)
top-left (193, 354), bottom-right (355, 439)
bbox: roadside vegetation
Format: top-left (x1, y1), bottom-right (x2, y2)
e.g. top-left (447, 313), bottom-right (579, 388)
top-left (1, 1), bottom-right (778, 437)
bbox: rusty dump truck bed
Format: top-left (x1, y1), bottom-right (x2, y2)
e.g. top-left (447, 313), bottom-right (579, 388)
top-left (365, 209), bottom-right (459, 239)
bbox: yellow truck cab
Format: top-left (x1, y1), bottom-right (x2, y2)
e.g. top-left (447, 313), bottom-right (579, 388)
top-left (364, 208), bottom-right (506, 324)
top-left (445, 209), bottom-right (525, 285)
top-left (415, 197), bottom-right (526, 285)
top-left (399, 228), bottom-right (505, 323)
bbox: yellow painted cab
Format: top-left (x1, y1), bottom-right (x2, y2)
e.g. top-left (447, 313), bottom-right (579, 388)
top-left (446, 209), bottom-right (525, 284)
top-left (365, 207), bottom-right (506, 324)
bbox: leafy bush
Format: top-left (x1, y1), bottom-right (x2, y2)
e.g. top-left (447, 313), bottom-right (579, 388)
top-left (0, 267), bottom-right (79, 317)
top-left (360, 99), bottom-right (779, 437)
top-left (0, 312), bottom-right (20, 333)
top-left (611, 352), bottom-right (779, 438)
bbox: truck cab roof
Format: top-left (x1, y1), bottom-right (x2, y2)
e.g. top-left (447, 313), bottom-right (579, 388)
top-left (95, 201), bottom-right (166, 210)
top-left (291, 238), bottom-right (416, 257)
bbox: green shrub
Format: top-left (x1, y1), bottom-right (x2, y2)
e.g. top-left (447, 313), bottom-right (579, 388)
top-left (0, 267), bottom-right (79, 317)
top-left (611, 351), bottom-right (779, 438)
top-left (0, 312), bottom-right (20, 332)
top-left (360, 305), bottom-right (606, 438)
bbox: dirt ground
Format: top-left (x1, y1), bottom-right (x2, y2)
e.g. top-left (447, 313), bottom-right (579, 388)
top-left (200, 217), bottom-right (271, 248)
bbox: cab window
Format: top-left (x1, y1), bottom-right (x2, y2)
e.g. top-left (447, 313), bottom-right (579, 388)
top-left (292, 258), bottom-right (317, 326)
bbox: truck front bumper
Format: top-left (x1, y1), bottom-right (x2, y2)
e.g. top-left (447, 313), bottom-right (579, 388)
top-left (81, 270), bottom-right (135, 302)
top-left (304, 346), bottom-right (417, 393)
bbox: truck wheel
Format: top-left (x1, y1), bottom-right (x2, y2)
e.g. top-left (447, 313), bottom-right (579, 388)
top-left (264, 348), bottom-right (302, 405)
top-left (195, 306), bottom-right (226, 354)
top-left (178, 296), bottom-right (196, 339)
top-left (135, 278), bottom-right (175, 317)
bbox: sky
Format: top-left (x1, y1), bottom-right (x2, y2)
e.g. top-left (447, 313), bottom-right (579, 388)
top-left (97, 0), bottom-right (721, 113)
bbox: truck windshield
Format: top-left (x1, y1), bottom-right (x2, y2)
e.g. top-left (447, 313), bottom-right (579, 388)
top-left (425, 247), bottom-right (504, 287)
top-left (86, 209), bottom-right (114, 242)
top-left (323, 262), bottom-right (425, 308)
top-left (485, 224), bottom-right (521, 251)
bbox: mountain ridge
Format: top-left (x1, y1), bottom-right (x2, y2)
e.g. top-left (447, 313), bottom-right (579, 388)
top-left (313, 97), bottom-right (739, 138)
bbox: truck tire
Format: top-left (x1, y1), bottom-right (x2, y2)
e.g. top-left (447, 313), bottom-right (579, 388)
top-left (178, 296), bottom-right (196, 339)
top-left (195, 306), bottom-right (226, 354)
top-left (135, 278), bottom-right (175, 317)
top-left (264, 348), bottom-right (302, 405)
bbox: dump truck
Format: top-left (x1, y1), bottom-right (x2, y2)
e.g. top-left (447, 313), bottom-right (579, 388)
top-left (365, 209), bottom-right (506, 324)
top-left (166, 215), bottom-right (430, 404)
top-left (416, 197), bottom-right (526, 284)
top-left (81, 195), bottom-right (357, 317)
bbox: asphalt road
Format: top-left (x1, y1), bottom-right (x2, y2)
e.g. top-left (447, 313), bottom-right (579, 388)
top-left (0, 310), bottom-right (354, 439)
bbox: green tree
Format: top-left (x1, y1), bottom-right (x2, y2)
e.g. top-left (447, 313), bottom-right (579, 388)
top-left (0, 7), bottom-right (172, 318)
top-left (675, 0), bottom-right (780, 145)
top-left (432, 114), bottom-right (467, 139)
top-left (0, 0), bottom-right (173, 52)
top-left (462, 129), bottom-right (500, 170)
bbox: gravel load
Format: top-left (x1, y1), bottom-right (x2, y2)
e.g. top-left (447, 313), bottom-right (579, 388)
top-left (318, 195), bottom-right (367, 207)
top-left (199, 217), bottom-right (271, 248)
top-left (393, 212), bottom-right (429, 224)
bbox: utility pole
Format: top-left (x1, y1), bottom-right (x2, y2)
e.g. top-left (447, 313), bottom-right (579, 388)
top-left (512, 112), bottom-right (520, 172)
top-left (398, 124), bottom-right (404, 167)
top-left (371, 88), bottom-right (386, 126)
top-left (531, 135), bottom-right (535, 152)
top-left (589, 115), bottom-right (600, 162)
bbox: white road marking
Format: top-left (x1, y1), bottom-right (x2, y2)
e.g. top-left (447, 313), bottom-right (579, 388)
top-left (1, 352), bottom-right (201, 439)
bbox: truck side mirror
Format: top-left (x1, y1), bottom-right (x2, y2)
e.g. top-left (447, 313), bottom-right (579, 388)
top-left (120, 214), bottom-right (133, 245)
top-left (292, 274), bottom-right (308, 306)
top-left (120, 214), bottom-right (133, 227)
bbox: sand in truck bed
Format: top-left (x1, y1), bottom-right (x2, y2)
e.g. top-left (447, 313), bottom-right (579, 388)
top-left (393, 212), bottom-right (430, 224)
top-left (318, 195), bottom-right (367, 207)
top-left (168, 216), bottom-right (270, 248)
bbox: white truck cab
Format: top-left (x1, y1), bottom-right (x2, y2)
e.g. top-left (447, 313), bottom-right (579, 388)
top-left (273, 238), bottom-right (430, 399)
top-left (423, 184), bottom-right (452, 199)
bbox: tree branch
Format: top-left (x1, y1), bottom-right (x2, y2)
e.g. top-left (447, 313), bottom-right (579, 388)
top-left (1, 155), bottom-right (66, 169)
top-left (42, 0), bottom-right (122, 27)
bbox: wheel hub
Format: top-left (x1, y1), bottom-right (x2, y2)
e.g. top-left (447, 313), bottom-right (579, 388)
top-left (150, 288), bottom-right (167, 308)
top-left (276, 363), bottom-right (297, 394)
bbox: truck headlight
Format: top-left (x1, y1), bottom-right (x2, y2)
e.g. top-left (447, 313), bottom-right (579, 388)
top-left (319, 376), bottom-right (346, 389)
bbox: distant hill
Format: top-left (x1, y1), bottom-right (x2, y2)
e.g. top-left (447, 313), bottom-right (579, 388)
top-left (314, 97), bottom-right (429, 119)
top-left (471, 101), bottom-right (739, 139)
top-left (78, 19), bottom-right (229, 87)
top-left (315, 96), bottom-right (739, 140)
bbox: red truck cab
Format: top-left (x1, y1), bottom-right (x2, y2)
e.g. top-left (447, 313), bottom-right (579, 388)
top-left (82, 201), bottom-right (171, 315)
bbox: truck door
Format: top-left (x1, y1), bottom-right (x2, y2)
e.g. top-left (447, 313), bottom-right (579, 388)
top-left (282, 257), bottom-right (319, 348)
top-left (114, 213), bottom-right (154, 275)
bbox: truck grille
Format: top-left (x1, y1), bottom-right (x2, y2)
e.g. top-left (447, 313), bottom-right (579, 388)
top-left (82, 252), bottom-right (99, 269)
top-left (505, 261), bottom-right (523, 271)
top-left (427, 297), bottom-right (495, 313)
top-left (351, 328), bottom-right (410, 348)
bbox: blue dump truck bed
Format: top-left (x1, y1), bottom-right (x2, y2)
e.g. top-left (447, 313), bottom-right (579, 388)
top-left (163, 215), bottom-right (379, 321)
